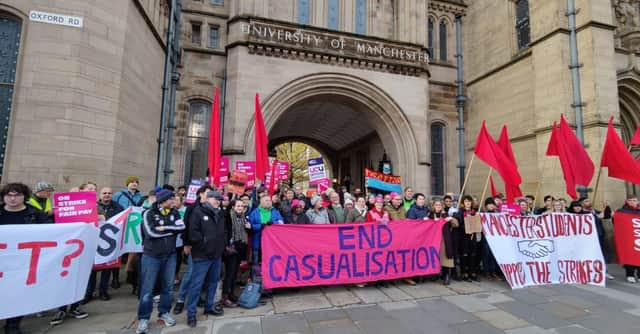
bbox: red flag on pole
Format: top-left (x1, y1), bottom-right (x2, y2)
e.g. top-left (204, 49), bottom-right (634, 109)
top-left (545, 115), bottom-right (595, 199)
top-left (268, 159), bottom-right (278, 195)
top-left (489, 175), bottom-right (499, 198)
top-left (630, 124), bottom-right (640, 146)
top-left (474, 121), bottom-right (522, 187)
top-left (207, 87), bottom-right (221, 186)
top-left (496, 125), bottom-right (523, 203)
top-left (601, 116), bottom-right (640, 184)
top-left (254, 93), bottom-right (269, 183)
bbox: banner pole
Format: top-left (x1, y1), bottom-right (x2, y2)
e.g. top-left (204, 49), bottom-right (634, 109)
top-left (592, 166), bottom-right (603, 209)
top-left (480, 168), bottom-right (492, 205)
top-left (533, 180), bottom-right (541, 208)
top-left (458, 154), bottom-right (475, 207)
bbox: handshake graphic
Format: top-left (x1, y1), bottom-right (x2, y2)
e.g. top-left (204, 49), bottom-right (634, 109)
top-left (517, 239), bottom-right (555, 259)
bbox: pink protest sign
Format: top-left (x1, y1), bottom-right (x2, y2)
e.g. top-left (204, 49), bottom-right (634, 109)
top-left (218, 157), bottom-right (230, 185)
top-left (235, 161), bottom-right (256, 189)
top-left (261, 219), bottom-right (445, 288)
top-left (277, 161), bottom-right (289, 180)
top-left (53, 192), bottom-right (98, 227)
top-left (500, 204), bottom-right (521, 216)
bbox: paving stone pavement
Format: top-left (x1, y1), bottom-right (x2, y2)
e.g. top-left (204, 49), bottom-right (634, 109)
top-left (6, 265), bottom-right (640, 334)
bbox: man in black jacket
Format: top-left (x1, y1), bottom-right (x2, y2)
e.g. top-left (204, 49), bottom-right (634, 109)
top-left (135, 190), bottom-right (185, 334)
top-left (185, 191), bottom-right (226, 328)
top-left (0, 183), bottom-right (51, 334)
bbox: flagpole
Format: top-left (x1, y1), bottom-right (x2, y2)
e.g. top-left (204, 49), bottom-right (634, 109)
top-left (458, 154), bottom-right (475, 208)
top-left (480, 168), bottom-right (492, 205)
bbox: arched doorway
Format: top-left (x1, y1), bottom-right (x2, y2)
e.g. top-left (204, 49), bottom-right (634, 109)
top-left (246, 73), bottom-right (423, 193)
top-left (618, 72), bottom-right (640, 195)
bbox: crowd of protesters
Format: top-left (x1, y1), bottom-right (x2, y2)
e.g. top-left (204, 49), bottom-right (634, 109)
top-left (1, 176), bottom-right (640, 334)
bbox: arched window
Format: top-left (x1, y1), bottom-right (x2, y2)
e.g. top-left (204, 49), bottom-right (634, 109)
top-left (298, 0), bottom-right (310, 25)
top-left (0, 14), bottom-right (21, 180)
top-left (431, 123), bottom-right (445, 195)
top-left (515, 0), bottom-right (530, 50)
top-left (355, 0), bottom-right (366, 34)
top-left (427, 18), bottom-right (434, 60)
top-left (327, 0), bottom-right (339, 30)
top-left (185, 100), bottom-right (211, 182)
top-left (439, 20), bottom-right (447, 62)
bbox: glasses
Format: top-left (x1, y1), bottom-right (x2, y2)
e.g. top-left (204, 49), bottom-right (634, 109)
top-left (4, 193), bottom-right (24, 198)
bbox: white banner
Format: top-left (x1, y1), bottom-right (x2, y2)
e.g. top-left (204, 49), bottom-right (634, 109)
top-left (0, 223), bottom-right (98, 319)
top-left (481, 212), bottom-right (606, 289)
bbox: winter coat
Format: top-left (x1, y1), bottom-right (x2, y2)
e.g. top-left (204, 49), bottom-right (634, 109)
top-left (141, 205), bottom-right (185, 257)
top-left (248, 207), bottom-right (284, 250)
top-left (113, 189), bottom-right (143, 208)
top-left (0, 205), bottom-right (52, 225)
top-left (97, 200), bottom-right (124, 220)
top-left (346, 206), bottom-right (368, 223)
top-left (188, 203), bottom-right (226, 260)
top-left (306, 208), bottom-right (331, 224)
top-left (385, 204), bottom-right (407, 221)
top-left (406, 204), bottom-right (429, 220)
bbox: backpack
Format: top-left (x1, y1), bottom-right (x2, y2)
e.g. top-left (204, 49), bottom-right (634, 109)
top-left (237, 281), bottom-right (262, 309)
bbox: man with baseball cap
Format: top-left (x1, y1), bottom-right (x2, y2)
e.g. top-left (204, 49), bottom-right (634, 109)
top-left (185, 190), bottom-right (226, 328)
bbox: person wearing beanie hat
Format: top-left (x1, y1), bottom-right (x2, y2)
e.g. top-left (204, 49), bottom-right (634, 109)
top-left (114, 176), bottom-right (143, 209)
top-left (306, 194), bottom-right (331, 224)
top-left (136, 187), bottom-right (184, 333)
top-left (28, 181), bottom-right (55, 216)
top-left (288, 198), bottom-right (310, 224)
top-left (385, 192), bottom-right (407, 221)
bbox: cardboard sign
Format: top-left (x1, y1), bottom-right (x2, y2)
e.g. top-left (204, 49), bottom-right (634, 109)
top-left (236, 161), bottom-right (256, 189)
top-left (54, 191), bottom-right (98, 227)
top-left (228, 170), bottom-right (248, 196)
top-left (480, 212), bottom-right (605, 289)
top-left (464, 214), bottom-right (483, 234)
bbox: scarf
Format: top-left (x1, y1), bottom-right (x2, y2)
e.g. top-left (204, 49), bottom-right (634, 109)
top-left (259, 206), bottom-right (272, 225)
top-left (231, 212), bottom-right (248, 244)
top-left (355, 206), bottom-right (367, 218)
top-left (403, 198), bottom-right (415, 210)
top-left (368, 207), bottom-right (388, 222)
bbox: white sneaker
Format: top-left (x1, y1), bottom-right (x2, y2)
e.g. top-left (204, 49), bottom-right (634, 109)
top-left (153, 295), bottom-right (160, 303)
top-left (158, 313), bottom-right (177, 327)
top-left (626, 276), bottom-right (637, 283)
top-left (136, 319), bottom-right (149, 334)
top-left (606, 273), bottom-right (615, 280)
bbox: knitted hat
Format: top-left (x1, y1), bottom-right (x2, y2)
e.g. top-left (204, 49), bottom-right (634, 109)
top-left (35, 182), bottom-right (54, 193)
top-left (291, 199), bottom-right (301, 208)
top-left (375, 195), bottom-right (384, 203)
top-left (344, 198), bottom-right (354, 206)
top-left (310, 194), bottom-right (322, 207)
top-left (125, 176), bottom-right (140, 186)
top-left (390, 192), bottom-right (402, 200)
top-left (155, 189), bottom-right (174, 204)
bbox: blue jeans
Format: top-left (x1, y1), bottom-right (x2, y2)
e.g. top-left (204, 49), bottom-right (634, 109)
top-left (137, 253), bottom-right (177, 320)
top-left (176, 255), bottom-right (193, 302)
top-left (186, 258), bottom-right (221, 318)
top-left (481, 238), bottom-right (498, 275)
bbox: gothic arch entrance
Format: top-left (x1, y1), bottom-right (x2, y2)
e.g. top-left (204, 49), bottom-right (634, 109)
top-left (244, 73), bottom-right (424, 192)
top-left (618, 71), bottom-right (640, 195)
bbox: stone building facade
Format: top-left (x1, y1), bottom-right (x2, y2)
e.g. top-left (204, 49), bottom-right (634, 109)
top-left (1, 0), bottom-right (638, 204)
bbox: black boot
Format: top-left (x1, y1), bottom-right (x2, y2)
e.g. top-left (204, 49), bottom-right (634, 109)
top-left (443, 268), bottom-right (451, 286)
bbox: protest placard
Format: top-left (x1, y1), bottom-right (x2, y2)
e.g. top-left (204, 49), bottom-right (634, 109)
top-left (185, 179), bottom-right (205, 205)
top-left (0, 223), bottom-right (98, 319)
top-left (480, 212), bottom-right (605, 289)
top-left (308, 157), bottom-right (326, 185)
top-left (236, 161), bottom-right (256, 189)
top-left (218, 156), bottom-right (230, 185)
top-left (261, 219), bottom-right (445, 289)
top-left (228, 170), bottom-right (248, 196)
top-left (54, 191), bottom-right (98, 227)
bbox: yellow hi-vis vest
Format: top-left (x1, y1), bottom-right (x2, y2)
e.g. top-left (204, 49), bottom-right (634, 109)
top-left (28, 196), bottom-right (53, 214)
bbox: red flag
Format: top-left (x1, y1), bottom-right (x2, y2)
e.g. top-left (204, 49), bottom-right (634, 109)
top-left (489, 175), bottom-right (499, 198)
top-left (601, 116), bottom-right (640, 184)
top-left (474, 121), bottom-right (522, 187)
top-left (207, 87), bottom-right (221, 186)
top-left (268, 159), bottom-right (278, 195)
top-left (496, 125), bottom-right (523, 203)
top-left (254, 93), bottom-right (269, 183)
top-left (631, 124), bottom-right (640, 146)
top-left (545, 115), bottom-right (595, 199)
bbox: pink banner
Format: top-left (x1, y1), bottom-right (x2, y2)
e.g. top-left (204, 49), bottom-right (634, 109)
top-left (236, 161), bottom-right (256, 189)
top-left (277, 161), bottom-right (289, 180)
top-left (261, 219), bottom-right (445, 288)
top-left (500, 204), bottom-right (520, 216)
top-left (53, 192), bottom-right (98, 227)
top-left (217, 157), bottom-right (230, 185)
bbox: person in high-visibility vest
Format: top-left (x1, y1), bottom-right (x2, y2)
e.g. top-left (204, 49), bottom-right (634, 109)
top-left (28, 181), bottom-right (55, 217)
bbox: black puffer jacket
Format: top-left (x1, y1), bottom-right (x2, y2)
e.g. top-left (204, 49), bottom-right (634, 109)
top-left (0, 205), bottom-right (52, 225)
top-left (188, 203), bottom-right (227, 260)
top-left (141, 205), bottom-right (185, 257)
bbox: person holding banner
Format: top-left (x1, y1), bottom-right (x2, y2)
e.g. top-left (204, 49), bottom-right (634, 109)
top-left (366, 195), bottom-right (389, 224)
top-left (346, 196), bottom-right (368, 223)
top-left (0, 183), bottom-right (52, 334)
top-left (427, 199), bottom-right (458, 285)
top-left (402, 187), bottom-right (415, 210)
top-left (481, 198), bottom-right (502, 281)
top-left (385, 192), bottom-right (407, 221)
top-left (288, 199), bottom-right (310, 224)
top-left (306, 195), bottom-right (331, 224)
top-left (28, 181), bottom-right (55, 218)
top-left (615, 195), bottom-right (640, 283)
top-left (248, 194), bottom-right (284, 264)
top-left (327, 191), bottom-right (346, 223)
top-left (135, 189), bottom-right (185, 334)
top-left (454, 195), bottom-right (482, 282)
top-left (222, 199), bottom-right (251, 307)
